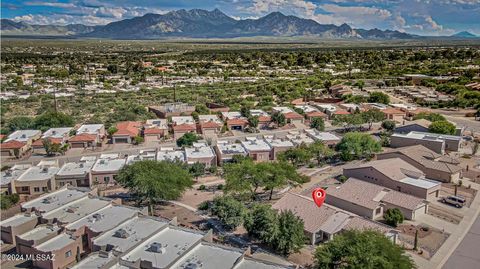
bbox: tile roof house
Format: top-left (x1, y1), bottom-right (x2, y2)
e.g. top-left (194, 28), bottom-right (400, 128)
top-left (381, 108), bottom-right (406, 123)
top-left (143, 119), bottom-right (168, 142)
top-left (326, 178), bottom-right (427, 221)
top-left (377, 145), bottom-right (463, 183)
top-left (198, 115), bottom-right (222, 136)
top-left (1, 130), bottom-right (42, 158)
top-left (112, 121), bottom-right (142, 144)
top-left (394, 119), bottom-right (432, 134)
top-left (343, 158), bottom-right (441, 199)
top-left (32, 127), bottom-right (73, 153)
top-left (171, 116), bottom-right (197, 139)
top-left (272, 192), bottom-right (396, 244)
top-left (69, 124), bottom-right (105, 149)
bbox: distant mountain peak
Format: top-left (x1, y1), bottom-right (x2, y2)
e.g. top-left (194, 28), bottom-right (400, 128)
top-left (1, 9), bottom-right (419, 40)
top-left (451, 31), bottom-right (477, 38)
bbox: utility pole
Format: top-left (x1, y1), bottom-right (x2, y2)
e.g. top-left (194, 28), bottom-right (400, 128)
top-left (173, 84), bottom-right (177, 103)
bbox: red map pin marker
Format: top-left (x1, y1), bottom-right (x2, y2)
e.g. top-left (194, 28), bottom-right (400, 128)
top-left (312, 188), bottom-right (326, 208)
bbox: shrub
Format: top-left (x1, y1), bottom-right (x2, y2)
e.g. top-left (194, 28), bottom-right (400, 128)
top-left (384, 208), bottom-right (404, 227)
top-left (198, 185), bottom-right (207, 191)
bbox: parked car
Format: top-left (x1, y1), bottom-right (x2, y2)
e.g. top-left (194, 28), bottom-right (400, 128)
top-left (442, 196), bottom-right (466, 208)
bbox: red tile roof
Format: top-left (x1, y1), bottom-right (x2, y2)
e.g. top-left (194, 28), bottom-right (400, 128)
top-left (258, 115), bottom-right (272, 122)
top-left (290, 98), bottom-right (305, 105)
top-left (69, 133), bottom-right (97, 142)
top-left (334, 110), bottom-right (351, 115)
top-left (114, 121), bottom-right (141, 137)
top-left (306, 111), bottom-right (327, 118)
top-left (283, 112), bottom-right (303, 119)
top-left (144, 128), bottom-right (164, 135)
top-left (227, 118), bottom-right (248, 126)
top-left (1, 140), bottom-right (26, 149)
top-left (173, 124), bottom-right (197, 132)
top-left (32, 138), bottom-right (63, 146)
top-left (381, 108), bottom-right (405, 115)
top-left (200, 121), bottom-right (221, 129)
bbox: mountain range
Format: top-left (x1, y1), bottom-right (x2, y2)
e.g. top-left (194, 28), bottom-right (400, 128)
top-left (0, 8), bottom-right (476, 40)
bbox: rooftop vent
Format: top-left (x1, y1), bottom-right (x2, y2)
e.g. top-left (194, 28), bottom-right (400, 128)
top-left (42, 167), bottom-right (49, 173)
top-left (79, 163), bottom-right (84, 168)
top-left (149, 242), bottom-right (166, 253)
top-left (21, 134), bottom-right (27, 138)
top-left (113, 228), bottom-right (129, 239)
top-left (42, 197), bottom-right (57, 204)
top-left (92, 213), bottom-right (103, 222)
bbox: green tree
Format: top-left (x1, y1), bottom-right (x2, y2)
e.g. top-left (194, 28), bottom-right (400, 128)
top-left (336, 132), bottom-right (382, 161)
top-left (176, 132), bottom-right (200, 147)
top-left (248, 116), bottom-right (259, 129)
top-left (6, 117), bottom-right (34, 132)
top-left (413, 112), bottom-right (445, 122)
top-left (272, 112), bottom-right (286, 127)
top-left (314, 230), bottom-right (414, 269)
top-left (107, 126), bottom-right (118, 137)
top-left (428, 120), bottom-right (456, 135)
top-left (368, 92), bottom-right (390, 104)
top-left (0, 193), bottom-right (20, 210)
top-left (333, 114), bottom-right (364, 132)
top-left (309, 141), bottom-right (334, 166)
top-left (189, 162), bottom-right (206, 180)
top-left (244, 204), bottom-right (279, 244)
top-left (211, 195), bottom-right (246, 230)
top-left (42, 138), bottom-right (62, 156)
top-left (34, 111), bottom-right (75, 132)
top-left (310, 117), bottom-right (325, 131)
top-left (362, 109), bottom-right (385, 130)
top-left (384, 208), bottom-right (405, 227)
top-left (272, 210), bottom-right (306, 255)
top-left (133, 136), bottom-right (144, 145)
top-left (279, 144), bottom-right (313, 167)
top-left (259, 162), bottom-right (307, 200)
top-left (354, 80), bottom-right (365, 90)
top-left (224, 159), bottom-right (263, 200)
top-left (381, 120), bottom-right (396, 132)
top-left (116, 160), bottom-right (193, 215)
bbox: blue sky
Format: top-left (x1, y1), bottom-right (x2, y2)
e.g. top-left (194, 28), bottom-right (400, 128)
top-left (2, 0), bottom-right (480, 36)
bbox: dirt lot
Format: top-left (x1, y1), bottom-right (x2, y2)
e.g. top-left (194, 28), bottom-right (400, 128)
top-left (397, 224), bottom-right (449, 260)
top-left (153, 203), bottom-right (205, 229)
top-left (427, 204), bottom-right (463, 224)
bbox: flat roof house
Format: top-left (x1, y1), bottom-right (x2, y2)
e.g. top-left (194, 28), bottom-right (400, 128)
top-left (378, 145), bottom-right (463, 183)
top-left (326, 178), bottom-right (427, 221)
top-left (156, 147), bottom-right (185, 163)
top-left (21, 186), bottom-right (89, 214)
top-left (55, 160), bottom-right (95, 189)
top-left (65, 205), bottom-right (141, 252)
top-left (91, 157), bottom-right (126, 186)
top-left (1, 164), bottom-right (31, 194)
top-left (391, 131), bottom-right (462, 154)
top-left (214, 141), bottom-right (248, 165)
top-left (41, 196), bottom-right (111, 226)
top-left (1, 213), bottom-right (39, 244)
top-left (264, 135), bottom-right (294, 160)
top-left (273, 192), bottom-right (396, 245)
top-left (120, 226), bottom-right (206, 269)
top-left (92, 216), bottom-right (168, 255)
top-left (241, 137), bottom-right (272, 162)
top-left (14, 164), bottom-right (60, 197)
top-left (343, 158), bottom-right (442, 199)
top-left (304, 129), bottom-right (341, 146)
top-left (15, 224), bottom-right (61, 255)
top-left (112, 121), bottom-right (141, 144)
top-left (185, 142), bottom-right (217, 168)
top-left (32, 232), bottom-right (83, 269)
top-left (286, 131), bottom-right (314, 146)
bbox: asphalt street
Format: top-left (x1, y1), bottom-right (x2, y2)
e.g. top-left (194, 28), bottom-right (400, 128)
top-left (443, 215), bottom-right (480, 269)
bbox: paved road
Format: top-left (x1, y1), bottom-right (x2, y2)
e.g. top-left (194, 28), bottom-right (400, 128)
top-left (442, 215), bottom-right (480, 269)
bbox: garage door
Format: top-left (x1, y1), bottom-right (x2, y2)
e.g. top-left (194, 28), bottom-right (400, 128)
top-left (114, 138), bottom-right (129, 144)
